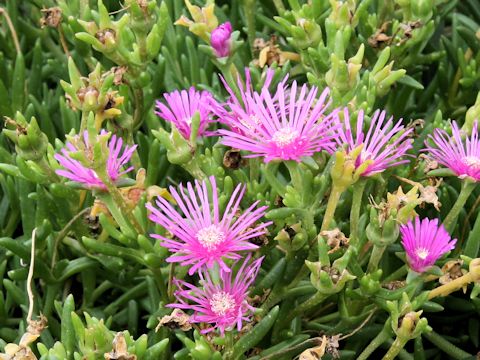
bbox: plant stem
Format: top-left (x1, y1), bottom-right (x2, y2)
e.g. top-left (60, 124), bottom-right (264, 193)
top-left (151, 268), bottom-right (169, 304)
top-left (285, 160), bottom-right (303, 190)
top-left (428, 270), bottom-right (477, 299)
top-left (443, 181), bottom-right (476, 233)
top-left (382, 265), bottom-right (408, 283)
top-left (132, 87), bottom-right (145, 130)
top-left (350, 178), bottom-right (367, 247)
top-left (321, 184), bottom-right (344, 231)
top-left (243, 0), bottom-right (256, 55)
top-left (0, 8), bottom-right (20, 54)
top-left (184, 158), bottom-right (206, 180)
top-left (283, 291), bottom-right (327, 324)
top-left (272, 0), bottom-right (285, 13)
top-left (357, 325), bottom-right (392, 360)
top-left (249, 157), bottom-right (260, 181)
top-left (423, 331), bottom-right (472, 359)
top-left (223, 331), bottom-right (235, 360)
top-left (367, 245), bottom-right (386, 273)
top-left (382, 337), bottom-right (408, 360)
top-left (263, 162), bottom-right (286, 196)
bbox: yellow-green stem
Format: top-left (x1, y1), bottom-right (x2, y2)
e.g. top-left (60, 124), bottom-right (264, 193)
top-left (357, 325), bottom-right (392, 360)
top-left (321, 184), bottom-right (345, 231)
top-left (367, 245), bottom-right (386, 273)
top-left (350, 179), bottom-right (367, 247)
top-left (382, 337), bottom-right (408, 360)
top-left (443, 181), bottom-right (476, 233)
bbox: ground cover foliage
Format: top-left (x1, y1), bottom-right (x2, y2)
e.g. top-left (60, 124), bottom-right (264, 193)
top-left (1, 0), bottom-right (480, 359)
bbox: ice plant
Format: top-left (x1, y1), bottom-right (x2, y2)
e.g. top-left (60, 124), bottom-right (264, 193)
top-left (167, 255), bottom-right (263, 334)
top-left (146, 176), bottom-right (270, 275)
top-left (212, 68), bottom-right (281, 135)
top-left (210, 22), bottom-right (232, 58)
top-left (400, 217), bottom-right (456, 273)
top-left (219, 80), bottom-right (339, 162)
top-left (155, 87), bottom-right (216, 139)
top-left (55, 131), bottom-right (136, 189)
top-left (335, 109), bottom-right (413, 176)
top-left (425, 121), bottom-right (480, 181)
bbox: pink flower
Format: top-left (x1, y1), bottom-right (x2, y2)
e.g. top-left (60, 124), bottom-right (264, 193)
top-left (424, 121), bottom-right (480, 181)
top-left (167, 255), bottom-right (263, 334)
top-left (400, 217), bottom-right (456, 273)
top-left (211, 22), bottom-right (233, 58)
top-left (55, 131), bottom-right (136, 190)
top-left (155, 87), bottom-right (216, 139)
top-left (335, 109), bottom-right (413, 176)
top-left (146, 176), bottom-right (270, 275)
top-left (212, 68), bottom-right (288, 136)
top-left (218, 81), bottom-right (339, 162)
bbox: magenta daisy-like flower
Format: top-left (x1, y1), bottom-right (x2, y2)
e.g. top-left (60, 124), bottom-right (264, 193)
top-left (155, 87), bottom-right (216, 139)
top-left (167, 255), bottom-right (263, 334)
top-left (400, 217), bottom-right (456, 273)
top-left (335, 109), bottom-right (413, 176)
top-left (213, 68), bottom-right (288, 136)
top-left (218, 80), bottom-right (339, 162)
top-left (146, 176), bottom-right (270, 275)
top-left (55, 131), bottom-right (136, 189)
top-left (424, 121), bottom-right (480, 181)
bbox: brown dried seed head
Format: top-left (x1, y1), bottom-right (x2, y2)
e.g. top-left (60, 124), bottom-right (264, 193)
top-left (40, 7), bottom-right (62, 28)
top-left (223, 149), bottom-right (243, 169)
top-left (157, 309), bottom-right (192, 332)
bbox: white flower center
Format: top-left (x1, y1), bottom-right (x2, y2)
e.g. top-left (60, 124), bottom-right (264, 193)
top-left (462, 156), bottom-right (480, 169)
top-left (210, 291), bottom-right (236, 316)
top-left (272, 127), bottom-right (299, 147)
top-left (196, 225), bottom-right (225, 250)
top-left (415, 248), bottom-right (429, 260)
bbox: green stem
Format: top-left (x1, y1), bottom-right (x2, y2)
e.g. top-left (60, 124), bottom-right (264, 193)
top-left (382, 337), bottom-right (408, 360)
top-left (263, 162), bottom-right (286, 196)
top-left (218, 63), bottom-right (241, 101)
top-left (272, 0), bottom-right (285, 13)
top-left (98, 177), bottom-right (143, 235)
top-left (350, 178), bottom-right (367, 247)
top-left (224, 331), bottom-right (235, 360)
top-left (321, 184), bottom-right (345, 231)
top-left (132, 87), bottom-right (145, 130)
top-left (443, 181), bottom-right (476, 233)
top-left (423, 331), bottom-right (472, 359)
top-left (37, 157), bottom-right (59, 182)
top-left (285, 160), bottom-right (303, 190)
top-left (127, 132), bottom-right (142, 171)
top-left (367, 245), bottom-right (386, 273)
top-left (80, 111), bottom-right (88, 134)
top-left (357, 325), bottom-right (392, 360)
top-left (243, 0), bottom-right (256, 55)
top-left (284, 291), bottom-right (327, 324)
top-left (382, 265), bottom-right (408, 283)
top-left (183, 158), bottom-right (206, 180)
top-left (151, 268), bottom-right (169, 304)
top-left (249, 157), bottom-right (260, 182)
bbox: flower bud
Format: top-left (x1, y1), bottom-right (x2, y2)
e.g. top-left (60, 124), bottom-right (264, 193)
top-left (210, 22), bottom-right (232, 58)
